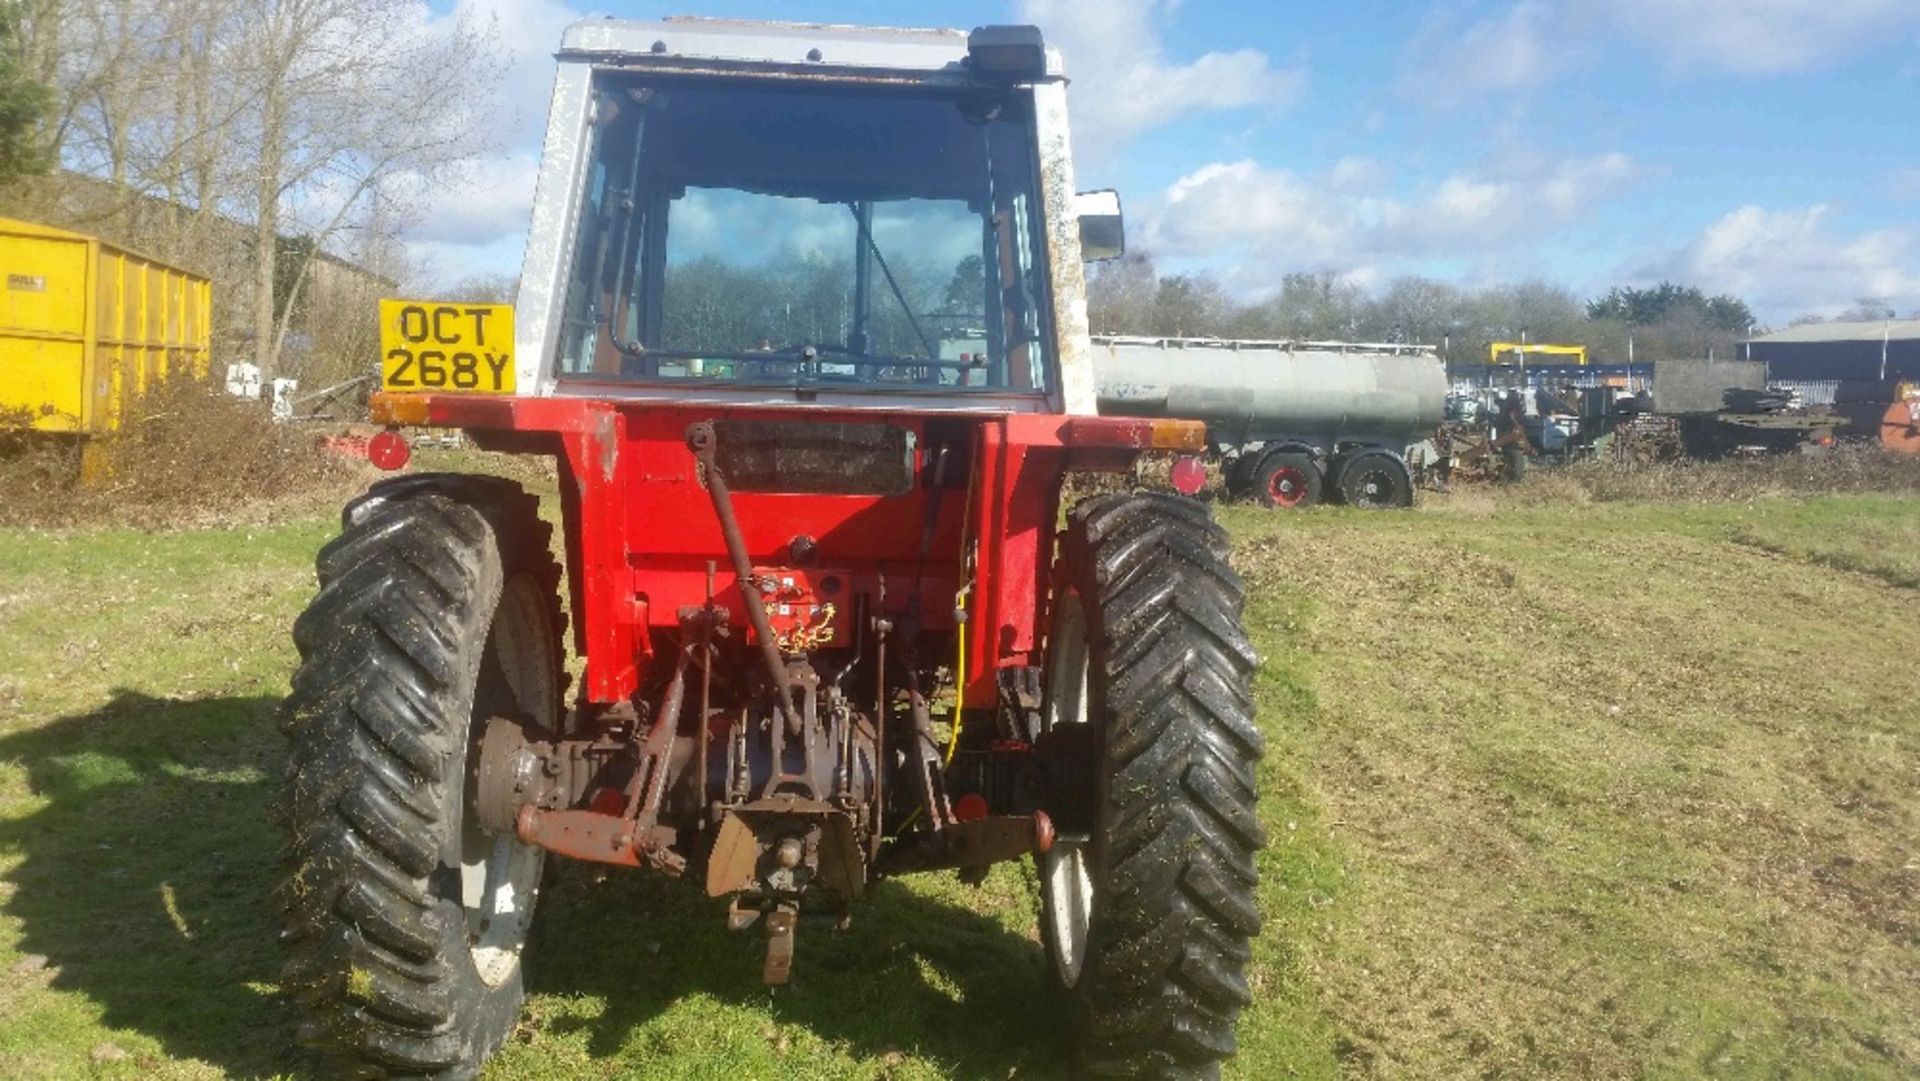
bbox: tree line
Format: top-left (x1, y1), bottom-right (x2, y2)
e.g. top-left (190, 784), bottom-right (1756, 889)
top-left (1088, 253), bottom-right (1762, 365)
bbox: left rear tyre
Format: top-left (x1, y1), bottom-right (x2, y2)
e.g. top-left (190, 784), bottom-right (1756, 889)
top-left (277, 475), bottom-right (564, 1077)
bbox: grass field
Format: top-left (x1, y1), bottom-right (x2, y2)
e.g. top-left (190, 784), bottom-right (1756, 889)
top-left (0, 476), bottom-right (1915, 1078)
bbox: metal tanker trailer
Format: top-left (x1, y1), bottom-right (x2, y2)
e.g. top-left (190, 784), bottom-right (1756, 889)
top-left (1091, 334), bottom-right (1447, 507)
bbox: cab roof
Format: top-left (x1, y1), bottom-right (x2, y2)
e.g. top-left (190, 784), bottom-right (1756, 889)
top-left (557, 16), bottom-right (1064, 81)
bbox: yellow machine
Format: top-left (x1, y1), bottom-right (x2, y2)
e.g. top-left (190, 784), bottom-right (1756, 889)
top-left (0, 216), bottom-right (212, 435)
top-left (1488, 341), bottom-right (1588, 365)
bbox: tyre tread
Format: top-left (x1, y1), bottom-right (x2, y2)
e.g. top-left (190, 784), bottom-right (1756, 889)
top-left (1065, 492), bottom-right (1264, 1080)
top-left (276, 474), bottom-right (561, 1077)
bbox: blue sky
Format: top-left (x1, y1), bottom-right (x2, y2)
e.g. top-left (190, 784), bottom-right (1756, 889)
top-left (410, 0), bottom-right (1920, 325)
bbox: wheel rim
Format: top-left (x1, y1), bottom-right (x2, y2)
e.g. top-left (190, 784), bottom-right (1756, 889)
top-left (1351, 467), bottom-right (1396, 507)
top-left (1041, 591), bottom-right (1095, 989)
top-left (461, 575), bottom-right (555, 988)
top-left (1265, 466), bottom-right (1310, 508)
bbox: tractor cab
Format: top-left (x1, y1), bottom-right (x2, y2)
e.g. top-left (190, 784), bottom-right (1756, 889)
top-left (510, 18), bottom-right (1119, 415)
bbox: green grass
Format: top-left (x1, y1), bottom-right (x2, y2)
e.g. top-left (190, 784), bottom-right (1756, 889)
top-left (1222, 493), bottom-right (1920, 1078)
top-left (1, 484), bottom-right (1916, 1077)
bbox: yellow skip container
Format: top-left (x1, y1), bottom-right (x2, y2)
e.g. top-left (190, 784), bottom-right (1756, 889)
top-left (1, 216), bottom-right (212, 436)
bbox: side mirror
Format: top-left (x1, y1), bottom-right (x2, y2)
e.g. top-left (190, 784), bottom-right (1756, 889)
top-left (1075, 189), bottom-right (1125, 262)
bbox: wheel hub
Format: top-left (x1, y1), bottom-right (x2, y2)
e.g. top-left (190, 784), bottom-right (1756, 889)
top-left (473, 715), bottom-right (552, 835)
top-left (461, 747), bottom-right (545, 989)
top-left (1040, 591), bottom-right (1096, 988)
top-left (1043, 841), bottom-right (1094, 986)
top-left (459, 575), bottom-right (562, 989)
top-left (1267, 467), bottom-right (1309, 507)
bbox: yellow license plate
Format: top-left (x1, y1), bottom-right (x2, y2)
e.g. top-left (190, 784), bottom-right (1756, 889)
top-left (379, 299), bottom-right (516, 393)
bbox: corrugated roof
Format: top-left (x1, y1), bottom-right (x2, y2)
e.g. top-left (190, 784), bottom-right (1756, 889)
top-left (1755, 318), bottom-right (1920, 344)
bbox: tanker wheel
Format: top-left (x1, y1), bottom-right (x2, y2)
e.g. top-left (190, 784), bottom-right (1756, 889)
top-left (277, 474), bottom-right (565, 1078)
top-left (1336, 452), bottom-right (1413, 508)
top-left (1040, 493), bottom-right (1265, 1079)
top-left (1251, 451), bottom-right (1321, 509)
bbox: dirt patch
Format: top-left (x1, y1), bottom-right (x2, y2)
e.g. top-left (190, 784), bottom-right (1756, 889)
top-left (0, 380), bottom-right (372, 529)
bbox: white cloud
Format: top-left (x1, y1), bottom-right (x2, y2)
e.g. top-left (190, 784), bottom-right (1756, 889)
top-left (1649, 204), bottom-right (1920, 319)
top-left (1151, 160), bottom-right (1348, 263)
top-left (1603, 0), bottom-right (1920, 75)
top-left (1014, 0), bottom-right (1305, 164)
top-left (1142, 151), bottom-right (1639, 285)
top-left (389, 153), bottom-right (545, 247)
top-left (1329, 156), bottom-right (1386, 189)
top-left (1399, 0), bottom-right (1920, 103)
top-left (1400, 1), bottom-right (1565, 103)
top-left (455, 0), bottom-right (588, 147)
top-left (396, 0), bottom-right (584, 273)
top-left (406, 233), bottom-right (531, 289)
top-left (1539, 152), bottom-right (1634, 214)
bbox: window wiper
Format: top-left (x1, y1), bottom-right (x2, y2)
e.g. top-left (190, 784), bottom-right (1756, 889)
top-left (849, 204), bottom-right (937, 360)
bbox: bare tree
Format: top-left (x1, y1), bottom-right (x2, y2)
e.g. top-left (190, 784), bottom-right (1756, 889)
top-left (1086, 250), bottom-right (1158, 335)
top-left (1258, 271), bottom-right (1364, 340)
top-left (233, 0), bottom-right (497, 378)
top-left (1836, 298), bottom-right (1897, 322)
top-left (444, 273), bottom-right (519, 305)
top-left (22, 0), bottom-right (498, 379)
top-left (1362, 276), bottom-right (1459, 345)
top-left (1149, 273), bottom-right (1233, 338)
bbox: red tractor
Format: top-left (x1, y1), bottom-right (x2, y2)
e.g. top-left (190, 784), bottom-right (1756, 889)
top-left (279, 18), bottom-right (1262, 1078)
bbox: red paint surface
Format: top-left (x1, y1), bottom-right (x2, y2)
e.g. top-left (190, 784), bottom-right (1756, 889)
top-left (1883, 399), bottom-right (1920, 455)
top-left (1266, 465), bottom-right (1311, 508)
top-left (387, 395), bottom-right (1138, 708)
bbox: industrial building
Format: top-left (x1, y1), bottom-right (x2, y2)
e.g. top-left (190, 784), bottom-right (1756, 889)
top-left (1748, 319), bottom-right (1920, 386)
top-left (1745, 319), bottom-right (1920, 451)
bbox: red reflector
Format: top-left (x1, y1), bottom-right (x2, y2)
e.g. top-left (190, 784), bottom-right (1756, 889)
top-left (367, 430), bottom-right (411, 471)
top-left (1170, 455), bottom-right (1207, 495)
top-left (953, 793), bottom-right (990, 822)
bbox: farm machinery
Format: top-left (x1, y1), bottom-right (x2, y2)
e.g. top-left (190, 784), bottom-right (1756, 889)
top-left (1092, 335), bottom-right (1446, 508)
top-left (278, 17), bottom-right (1263, 1080)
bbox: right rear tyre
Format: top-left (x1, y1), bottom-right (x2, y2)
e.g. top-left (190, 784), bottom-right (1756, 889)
top-left (277, 475), bottom-right (565, 1078)
top-left (1040, 493), bottom-right (1265, 1079)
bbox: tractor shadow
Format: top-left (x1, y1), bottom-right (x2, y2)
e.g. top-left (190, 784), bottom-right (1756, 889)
top-left (525, 864), bottom-right (1070, 1078)
top-left (0, 691), bottom-right (1069, 1078)
top-left (0, 691), bottom-right (299, 1076)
